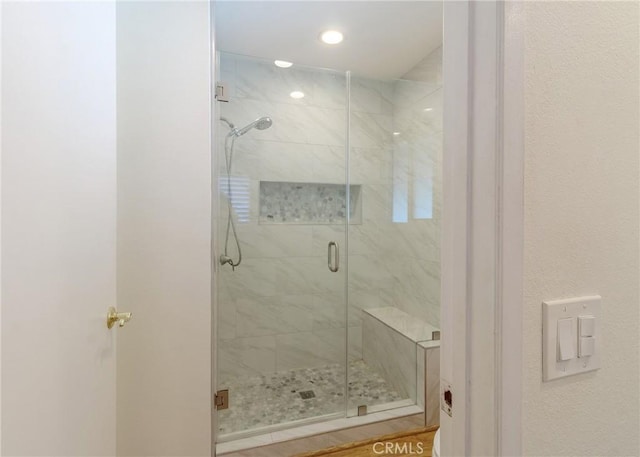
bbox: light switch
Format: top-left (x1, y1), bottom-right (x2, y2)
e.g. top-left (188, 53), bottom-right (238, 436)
top-left (579, 315), bottom-right (595, 337)
top-left (543, 296), bottom-right (601, 381)
top-left (579, 336), bottom-right (595, 357)
top-left (557, 318), bottom-right (575, 361)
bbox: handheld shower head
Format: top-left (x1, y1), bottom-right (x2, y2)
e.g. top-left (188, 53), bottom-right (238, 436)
top-left (232, 116), bottom-right (273, 137)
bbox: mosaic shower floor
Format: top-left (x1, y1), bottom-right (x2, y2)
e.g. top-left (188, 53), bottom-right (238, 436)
top-left (218, 360), bottom-right (405, 436)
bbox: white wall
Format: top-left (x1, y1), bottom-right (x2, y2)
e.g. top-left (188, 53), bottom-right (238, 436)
top-left (115, 2), bottom-right (212, 456)
top-left (523, 2), bottom-right (639, 455)
top-left (1, 2), bottom-right (117, 455)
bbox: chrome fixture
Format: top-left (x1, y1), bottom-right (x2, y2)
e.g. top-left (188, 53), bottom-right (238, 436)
top-left (327, 241), bottom-right (339, 272)
top-left (229, 116), bottom-right (272, 137)
top-left (219, 116), bottom-right (273, 270)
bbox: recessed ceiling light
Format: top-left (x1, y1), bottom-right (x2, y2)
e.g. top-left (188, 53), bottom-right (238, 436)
top-left (290, 91), bottom-right (305, 99)
top-left (320, 30), bottom-right (344, 45)
top-left (393, 132), bottom-right (401, 136)
top-left (423, 108), bottom-right (433, 112)
top-left (274, 60), bottom-right (293, 68)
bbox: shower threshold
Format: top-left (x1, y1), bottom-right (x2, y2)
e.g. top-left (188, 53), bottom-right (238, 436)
top-left (215, 400), bottom-right (422, 455)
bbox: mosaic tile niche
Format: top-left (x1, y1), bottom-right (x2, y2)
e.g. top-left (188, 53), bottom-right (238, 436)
top-left (259, 181), bottom-right (362, 224)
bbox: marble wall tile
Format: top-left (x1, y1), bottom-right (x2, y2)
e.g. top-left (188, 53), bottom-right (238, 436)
top-left (348, 253), bottom-right (395, 292)
top-left (235, 58), bottom-right (317, 106)
top-left (391, 220), bottom-right (440, 261)
top-left (217, 137), bottom-right (261, 179)
top-left (402, 47), bottom-right (442, 85)
top-left (220, 258), bottom-right (278, 299)
top-left (420, 88), bottom-right (443, 133)
top-left (393, 114), bottom-right (441, 143)
top-left (303, 105), bottom-right (347, 147)
top-left (312, 293), bottom-right (347, 331)
top-left (425, 346), bottom-right (440, 426)
top-left (235, 294), bottom-right (314, 338)
top-left (235, 224), bottom-right (314, 259)
top-left (218, 53), bottom-right (238, 100)
top-left (218, 297), bottom-right (237, 341)
top-left (362, 314), bottom-right (416, 400)
top-left (391, 258), bottom-right (440, 304)
top-left (272, 256), bottom-right (343, 296)
top-left (393, 79), bottom-right (439, 111)
top-left (348, 325), bottom-right (363, 361)
top-left (223, 90), bottom-right (347, 148)
top-left (314, 327), bottom-right (348, 361)
top-left (350, 111), bottom-right (393, 149)
top-left (311, 225), bottom-right (347, 254)
top-left (417, 345), bottom-right (426, 409)
top-left (347, 221), bottom-right (395, 258)
top-left (411, 135), bottom-right (440, 170)
top-left (361, 183), bottom-right (393, 222)
top-left (391, 286), bottom-right (439, 329)
top-left (387, 42), bottom-right (442, 338)
top-left (350, 77), bottom-right (394, 114)
top-left (218, 336), bottom-right (277, 382)
top-left (221, 98), bottom-right (307, 144)
top-left (231, 56), bottom-right (349, 113)
top-left (310, 145), bottom-right (347, 183)
top-left (256, 140), bottom-right (318, 182)
top-left (276, 330), bottom-right (344, 371)
top-left (350, 147), bottom-right (392, 184)
top-left (312, 70), bottom-right (348, 110)
top-left (348, 287), bottom-right (394, 320)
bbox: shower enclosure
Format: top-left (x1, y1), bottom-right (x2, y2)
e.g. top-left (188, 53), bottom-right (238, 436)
top-left (214, 50), bottom-right (442, 443)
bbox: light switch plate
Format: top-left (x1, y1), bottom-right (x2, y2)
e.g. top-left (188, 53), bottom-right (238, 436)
top-left (542, 295), bottom-right (601, 382)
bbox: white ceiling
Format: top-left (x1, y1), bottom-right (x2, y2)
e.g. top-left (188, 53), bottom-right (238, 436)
top-left (215, 1), bottom-right (443, 80)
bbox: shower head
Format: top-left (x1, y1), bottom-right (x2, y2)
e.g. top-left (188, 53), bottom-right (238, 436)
top-left (232, 116), bottom-right (273, 137)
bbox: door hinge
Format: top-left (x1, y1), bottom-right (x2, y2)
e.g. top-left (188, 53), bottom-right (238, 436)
top-left (214, 389), bottom-right (229, 410)
top-left (215, 82), bottom-right (229, 102)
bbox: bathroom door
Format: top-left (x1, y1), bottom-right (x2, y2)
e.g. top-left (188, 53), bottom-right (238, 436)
top-left (1, 2), bottom-right (118, 455)
top-left (214, 52), bottom-right (350, 440)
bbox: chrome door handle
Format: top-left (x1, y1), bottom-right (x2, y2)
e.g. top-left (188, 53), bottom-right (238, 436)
top-left (107, 307), bottom-right (132, 329)
top-left (328, 241), bottom-right (339, 272)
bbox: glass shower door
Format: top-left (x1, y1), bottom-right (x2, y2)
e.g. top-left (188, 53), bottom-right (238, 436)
top-left (346, 68), bottom-right (442, 418)
top-left (215, 52), bottom-right (349, 439)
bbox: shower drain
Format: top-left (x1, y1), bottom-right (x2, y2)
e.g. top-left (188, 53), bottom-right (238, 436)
top-left (299, 390), bottom-right (316, 400)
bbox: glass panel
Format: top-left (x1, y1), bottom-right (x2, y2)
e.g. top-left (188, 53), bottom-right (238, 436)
top-left (215, 52), bottom-right (348, 439)
top-left (347, 45), bottom-right (443, 417)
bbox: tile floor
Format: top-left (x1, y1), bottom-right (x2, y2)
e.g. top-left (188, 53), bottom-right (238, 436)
top-left (218, 360), bottom-right (406, 436)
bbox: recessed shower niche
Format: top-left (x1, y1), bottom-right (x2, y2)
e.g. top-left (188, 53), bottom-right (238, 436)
top-left (259, 181), bottom-right (362, 224)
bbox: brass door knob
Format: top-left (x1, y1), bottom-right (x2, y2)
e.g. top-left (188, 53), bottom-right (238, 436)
top-left (107, 307), bottom-right (132, 329)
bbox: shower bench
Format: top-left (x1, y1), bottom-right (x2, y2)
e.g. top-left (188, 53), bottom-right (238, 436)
top-left (362, 306), bottom-right (441, 427)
